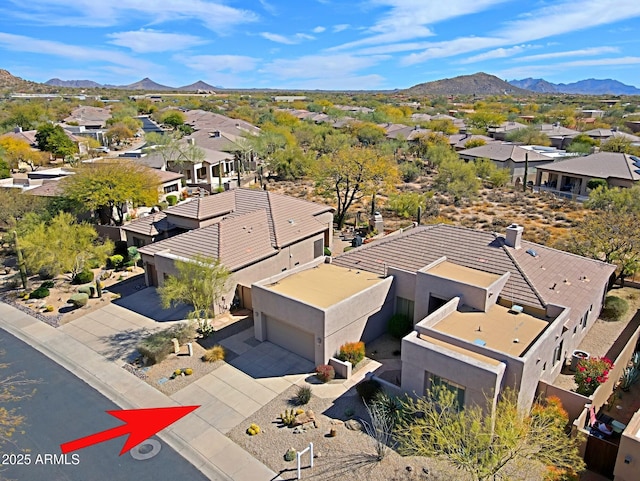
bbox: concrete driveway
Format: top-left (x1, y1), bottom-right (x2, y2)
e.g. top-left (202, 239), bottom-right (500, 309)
top-left (112, 287), bottom-right (191, 322)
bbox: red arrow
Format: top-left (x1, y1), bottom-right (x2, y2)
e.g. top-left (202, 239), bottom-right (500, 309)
top-left (60, 405), bottom-right (199, 455)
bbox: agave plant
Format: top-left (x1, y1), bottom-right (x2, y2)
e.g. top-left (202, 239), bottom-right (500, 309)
top-left (620, 366), bottom-right (640, 392)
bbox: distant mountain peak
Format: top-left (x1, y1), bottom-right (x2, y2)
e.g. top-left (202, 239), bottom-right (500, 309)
top-left (509, 77), bottom-right (640, 95)
top-left (404, 72), bottom-right (530, 96)
top-left (178, 80), bottom-right (217, 92)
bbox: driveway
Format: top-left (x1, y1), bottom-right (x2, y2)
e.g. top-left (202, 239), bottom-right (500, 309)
top-left (112, 286), bottom-right (191, 322)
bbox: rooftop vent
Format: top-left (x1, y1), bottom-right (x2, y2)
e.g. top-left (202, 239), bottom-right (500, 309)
top-left (510, 305), bottom-right (524, 314)
top-left (526, 248), bottom-right (538, 257)
top-left (473, 339), bottom-right (486, 346)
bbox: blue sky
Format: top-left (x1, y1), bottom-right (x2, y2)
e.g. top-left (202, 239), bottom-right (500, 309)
top-left (1, 0), bottom-right (639, 90)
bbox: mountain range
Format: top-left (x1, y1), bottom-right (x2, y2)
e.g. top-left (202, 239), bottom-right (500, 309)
top-left (43, 77), bottom-right (218, 92)
top-left (403, 72), bottom-right (530, 96)
top-left (508, 78), bottom-right (640, 95)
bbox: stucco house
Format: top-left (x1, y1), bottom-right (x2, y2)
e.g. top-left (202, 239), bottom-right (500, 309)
top-left (133, 188), bottom-right (334, 311)
top-left (251, 223), bottom-right (615, 411)
top-left (535, 152), bottom-right (640, 198)
top-left (458, 143), bottom-right (556, 184)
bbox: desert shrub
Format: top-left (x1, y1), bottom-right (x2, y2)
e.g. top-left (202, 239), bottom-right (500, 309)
top-left (284, 448), bottom-right (296, 462)
top-left (337, 341), bottom-right (365, 366)
top-left (294, 386), bottom-right (312, 405)
top-left (68, 293), bottom-right (89, 308)
top-left (202, 345), bottom-right (225, 362)
top-left (157, 201), bottom-right (169, 211)
top-left (166, 194), bottom-right (178, 206)
top-left (315, 364), bottom-right (335, 383)
top-left (29, 287), bottom-right (50, 299)
top-left (324, 247), bottom-right (332, 256)
top-left (38, 266), bottom-right (56, 280)
top-left (388, 314), bottom-right (412, 339)
top-left (601, 296), bottom-right (629, 322)
top-left (127, 246), bottom-right (140, 262)
top-left (356, 379), bottom-right (382, 404)
top-left (44, 305), bottom-right (54, 312)
top-left (137, 323), bottom-right (196, 365)
top-left (78, 285), bottom-right (95, 297)
top-left (72, 269), bottom-right (94, 285)
top-left (107, 254), bottom-right (124, 269)
top-left (40, 280), bottom-right (55, 289)
top-left (399, 162), bottom-right (420, 182)
top-left (587, 179), bottom-right (607, 191)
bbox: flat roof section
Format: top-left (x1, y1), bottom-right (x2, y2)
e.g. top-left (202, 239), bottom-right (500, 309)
top-left (418, 334), bottom-right (502, 366)
top-left (426, 261), bottom-right (501, 288)
top-left (264, 263), bottom-right (384, 309)
top-left (432, 303), bottom-right (549, 357)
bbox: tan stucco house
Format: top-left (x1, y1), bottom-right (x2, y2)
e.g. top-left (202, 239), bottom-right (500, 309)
top-left (133, 188), bottom-right (334, 310)
top-left (251, 223), bottom-right (615, 411)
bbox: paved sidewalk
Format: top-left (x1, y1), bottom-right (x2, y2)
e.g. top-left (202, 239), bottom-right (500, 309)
top-left (0, 302), bottom-right (276, 481)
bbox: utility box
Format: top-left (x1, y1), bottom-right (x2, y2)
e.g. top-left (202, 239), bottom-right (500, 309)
top-left (369, 212), bottom-right (384, 233)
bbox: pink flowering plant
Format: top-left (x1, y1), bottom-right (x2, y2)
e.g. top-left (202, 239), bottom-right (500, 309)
top-left (574, 356), bottom-right (614, 396)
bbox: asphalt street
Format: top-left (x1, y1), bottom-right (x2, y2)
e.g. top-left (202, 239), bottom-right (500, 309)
top-left (0, 330), bottom-right (211, 481)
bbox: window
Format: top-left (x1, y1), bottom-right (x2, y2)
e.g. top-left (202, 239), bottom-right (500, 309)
top-left (553, 340), bottom-right (563, 365)
top-left (133, 237), bottom-right (146, 247)
top-left (313, 239), bottom-right (323, 258)
top-left (430, 374), bottom-right (465, 409)
top-left (581, 312), bottom-right (588, 329)
top-left (396, 297), bottom-right (415, 320)
top-left (163, 183), bottom-right (179, 194)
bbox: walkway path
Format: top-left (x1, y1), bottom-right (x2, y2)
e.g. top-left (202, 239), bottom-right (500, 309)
top-left (0, 299), bottom-right (377, 480)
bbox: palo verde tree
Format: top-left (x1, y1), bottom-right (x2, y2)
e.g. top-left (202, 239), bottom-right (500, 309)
top-left (560, 185), bottom-right (640, 284)
top-left (315, 146), bottom-right (399, 229)
top-left (61, 160), bottom-right (160, 225)
top-left (157, 254), bottom-right (232, 330)
top-left (395, 387), bottom-right (584, 481)
top-left (0, 137), bottom-right (47, 171)
top-left (17, 211), bottom-right (113, 280)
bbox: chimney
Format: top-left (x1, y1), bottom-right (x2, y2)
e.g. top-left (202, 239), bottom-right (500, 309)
top-left (505, 223), bottom-right (524, 249)
top-left (14, 126), bottom-right (22, 133)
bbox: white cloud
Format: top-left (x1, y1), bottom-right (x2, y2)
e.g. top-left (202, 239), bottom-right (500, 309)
top-left (182, 54), bottom-right (259, 73)
top-left (0, 32), bottom-right (157, 71)
top-left (402, 0), bottom-right (640, 65)
top-left (2, 0), bottom-right (259, 33)
top-left (328, 0), bottom-right (507, 51)
top-left (333, 24), bottom-right (350, 33)
top-left (259, 0), bottom-right (277, 15)
top-left (260, 32), bottom-right (315, 44)
top-left (313, 26), bottom-right (326, 33)
top-left (514, 47), bottom-right (620, 62)
top-left (495, 56), bottom-right (640, 81)
top-left (460, 45), bottom-right (535, 64)
top-left (107, 29), bottom-right (207, 53)
top-left (261, 53), bottom-right (388, 81)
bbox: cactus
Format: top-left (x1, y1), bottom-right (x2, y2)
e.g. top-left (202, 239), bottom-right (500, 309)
top-left (95, 278), bottom-right (102, 298)
top-left (280, 409), bottom-right (296, 427)
top-left (68, 293), bottom-right (89, 308)
top-left (284, 448), bottom-right (296, 462)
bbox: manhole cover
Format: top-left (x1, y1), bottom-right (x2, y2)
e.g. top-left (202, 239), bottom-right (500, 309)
top-left (130, 439), bottom-right (161, 460)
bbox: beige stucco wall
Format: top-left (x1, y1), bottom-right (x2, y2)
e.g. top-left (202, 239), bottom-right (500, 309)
top-left (401, 331), bottom-right (506, 409)
top-left (614, 410), bottom-right (640, 481)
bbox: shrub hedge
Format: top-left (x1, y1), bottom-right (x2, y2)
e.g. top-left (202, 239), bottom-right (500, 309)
top-left (72, 269), bottom-right (94, 285)
top-left (30, 287), bottom-right (50, 299)
top-left (601, 295), bottom-right (629, 322)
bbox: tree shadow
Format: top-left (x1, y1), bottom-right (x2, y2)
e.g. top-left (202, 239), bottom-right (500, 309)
top-left (97, 327), bottom-right (154, 362)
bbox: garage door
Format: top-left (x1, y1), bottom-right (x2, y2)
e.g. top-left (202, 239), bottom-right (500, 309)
top-left (265, 316), bottom-right (315, 362)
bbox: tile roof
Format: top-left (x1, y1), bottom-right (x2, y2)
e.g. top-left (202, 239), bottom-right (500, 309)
top-left (139, 189), bottom-right (333, 269)
top-left (182, 110), bottom-right (260, 137)
top-left (139, 209), bottom-right (275, 271)
top-left (458, 143), bottom-right (555, 163)
top-left (123, 212), bottom-right (174, 237)
top-left (152, 170), bottom-right (184, 183)
top-left (537, 152), bottom-right (640, 181)
top-left (332, 224), bottom-right (615, 325)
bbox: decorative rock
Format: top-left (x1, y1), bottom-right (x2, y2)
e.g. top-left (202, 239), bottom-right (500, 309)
top-left (406, 466), bottom-right (413, 472)
top-left (313, 452), bottom-right (321, 459)
top-left (345, 419), bottom-right (363, 431)
top-left (293, 409), bottom-right (316, 427)
top-left (292, 426), bottom-right (306, 434)
top-left (422, 467), bottom-right (430, 475)
top-left (330, 419), bottom-right (344, 426)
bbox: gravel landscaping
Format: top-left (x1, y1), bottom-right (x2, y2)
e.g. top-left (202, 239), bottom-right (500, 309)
top-left (227, 385), bottom-right (460, 481)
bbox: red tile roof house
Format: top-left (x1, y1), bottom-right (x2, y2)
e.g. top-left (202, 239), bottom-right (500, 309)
top-left (130, 188), bottom-right (334, 311)
top-left (534, 152), bottom-right (640, 199)
top-left (458, 143), bottom-right (556, 184)
top-left (250, 223), bottom-right (615, 411)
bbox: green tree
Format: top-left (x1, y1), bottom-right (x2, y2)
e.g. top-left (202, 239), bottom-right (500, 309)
top-left (61, 160), bottom-right (160, 225)
top-left (18, 211), bottom-right (113, 279)
top-left (316, 146), bottom-right (399, 228)
top-left (600, 136), bottom-right (636, 154)
top-left (567, 134), bottom-right (598, 154)
top-left (506, 126), bottom-right (551, 146)
top-left (158, 254), bottom-right (232, 328)
top-left (345, 121), bottom-right (387, 146)
top-left (160, 110), bottom-right (186, 130)
top-left (396, 387), bottom-right (584, 481)
top-left (561, 186), bottom-right (640, 283)
top-left (0, 157), bottom-right (9, 179)
top-left (0, 137), bottom-right (47, 171)
top-left (35, 124), bottom-right (76, 158)
top-left (467, 111), bottom-right (506, 132)
top-left (0, 189), bottom-right (48, 228)
top-left (434, 158), bottom-right (481, 203)
top-left (106, 123), bottom-right (134, 146)
top-left (268, 145), bottom-right (314, 180)
top-left (463, 138), bottom-right (487, 149)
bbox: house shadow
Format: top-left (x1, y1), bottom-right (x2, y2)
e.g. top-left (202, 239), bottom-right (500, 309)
top-left (111, 286), bottom-right (191, 322)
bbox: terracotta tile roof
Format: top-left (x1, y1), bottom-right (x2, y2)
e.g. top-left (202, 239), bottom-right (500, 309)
top-left (537, 152), bottom-right (640, 181)
top-left (123, 212), bottom-right (174, 237)
top-left (139, 209), bottom-right (275, 271)
top-left (139, 189), bottom-right (333, 269)
top-left (458, 143), bottom-right (555, 163)
top-left (332, 224), bottom-right (615, 318)
top-left (152, 170), bottom-right (184, 183)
